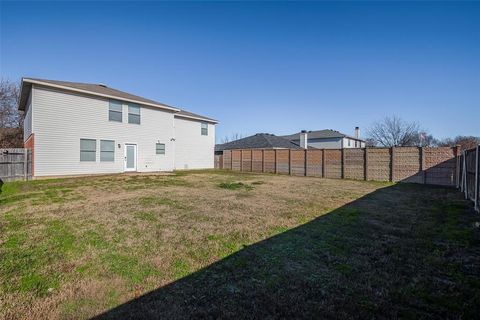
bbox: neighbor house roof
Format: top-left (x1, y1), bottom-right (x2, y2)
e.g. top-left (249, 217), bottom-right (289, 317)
top-left (18, 78), bottom-right (218, 123)
top-left (215, 133), bottom-right (307, 152)
top-left (282, 129), bottom-right (364, 142)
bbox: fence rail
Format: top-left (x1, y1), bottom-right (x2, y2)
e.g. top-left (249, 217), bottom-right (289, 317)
top-left (221, 146), bottom-right (460, 187)
top-left (0, 148), bottom-right (32, 182)
top-left (460, 145), bottom-right (479, 212)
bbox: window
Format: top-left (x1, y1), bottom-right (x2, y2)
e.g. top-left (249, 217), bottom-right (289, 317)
top-left (156, 143), bottom-right (165, 155)
top-left (109, 100), bottom-right (122, 122)
top-left (128, 104), bottom-right (140, 124)
top-left (201, 122), bottom-right (208, 136)
top-left (80, 139), bottom-right (96, 161)
top-left (348, 139), bottom-right (351, 147)
top-left (355, 141), bottom-right (358, 148)
top-left (100, 140), bottom-right (115, 162)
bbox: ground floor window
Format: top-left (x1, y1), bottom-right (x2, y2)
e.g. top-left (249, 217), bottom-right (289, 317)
top-left (80, 139), bottom-right (96, 161)
top-left (100, 140), bottom-right (115, 161)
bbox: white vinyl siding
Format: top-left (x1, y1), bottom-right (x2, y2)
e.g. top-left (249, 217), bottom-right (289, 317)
top-left (32, 86), bottom-right (176, 176)
top-left (174, 117), bottom-right (215, 169)
top-left (23, 91), bottom-right (33, 140)
top-left (109, 100), bottom-right (122, 122)
top-left (100, 140), bottom-right (115, 162)
top-left (128, 104), bottom-right (140, 124)
top-left (80, 139), bottom-right (96, 161)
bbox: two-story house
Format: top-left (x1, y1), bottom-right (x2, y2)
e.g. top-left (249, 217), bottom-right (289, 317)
top-left (19, 78), bottom-right (217, 177)
top-left (281, 128), bottom-right (365, 149)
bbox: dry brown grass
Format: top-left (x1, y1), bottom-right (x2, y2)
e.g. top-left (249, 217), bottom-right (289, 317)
top-left (1, 170), bottom-right (478, 319)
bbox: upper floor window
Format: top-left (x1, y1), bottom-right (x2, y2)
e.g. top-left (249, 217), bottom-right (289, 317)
top-left (109, 100), bottom-right (122, 122)
top-left (100, 140), bottom-right (115, 162)
top-left (128, 104), bottom-right (141, 124)
top-left (80, 139), bottom-right (96, 161)
top-left (156, 143), bottom-right (165, 155)
top-left (348, 139), bottom-right (351, 147)
top-left (201, 122), bottom-right (208, 136)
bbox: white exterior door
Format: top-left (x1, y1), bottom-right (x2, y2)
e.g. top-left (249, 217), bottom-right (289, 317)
top-left (124, 144), bottom-right (137, 172)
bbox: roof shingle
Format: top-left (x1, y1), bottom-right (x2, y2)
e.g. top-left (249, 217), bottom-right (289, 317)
top-left (215, 133), bottom-right (305, 152)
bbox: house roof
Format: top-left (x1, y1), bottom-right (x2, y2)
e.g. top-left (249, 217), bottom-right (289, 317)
top-left (18, 78), bottom-right (218, 123)
top-left (282, 129), bottom-right (365, 142)
top-left (215, 133), bottom-right (307, 152)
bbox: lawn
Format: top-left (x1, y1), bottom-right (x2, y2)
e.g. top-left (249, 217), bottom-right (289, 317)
top-left (0, 170), bottom-right (479, 319)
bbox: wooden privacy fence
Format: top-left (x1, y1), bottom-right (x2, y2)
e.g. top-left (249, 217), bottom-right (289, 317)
top-left (459, 145), bottom-right (480, 212)
top-left (221, 146), bottom-right (460, 187)
top-left (0, 148), bottom-right (32, 182)
top-left (214, 155), bottom-right (223, 169)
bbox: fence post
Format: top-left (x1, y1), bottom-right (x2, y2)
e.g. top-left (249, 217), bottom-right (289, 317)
top-left (274, 149), bottom-right (277, 174)
top-left (463, 150), bottom-right (468, 199)
top-left (250, 149), bottom-right (253, 172)
top-left (240, 150), bottom-right (244, 172)
top-left (455, 145), bottom-right (461, 188)
top-left (304, 149), bottom-right (308, 177)
top-left (475, 144), bottom-right (479, 212)
top-left (23, 148), bottom-right (28, 181)
top-left (341, 148), bottom-right (345, 179)
top-left (460, 150), bottom-right (464, 193)
top-left (322, 149), bottom-right (326, 178)
top-left (288, 149), bottom-right (292, 175)
top-left (262, 149), bottom-right (265, 173)
top-left (390, 147), bottom-right (395, 182)
top-left (420, 147), bottom-right (426, 184)
top-left (364, 148), bottom-right (369, 181)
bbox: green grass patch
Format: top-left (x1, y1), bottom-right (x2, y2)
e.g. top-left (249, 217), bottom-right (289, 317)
top-left (101, 253), bottom-right (160, 285)
top-left (139, 196), bottom-right (186, 209)
top-left (134, 211), bottom-right (158, 222)
top-left (218, 182), bottom-right (254, 191)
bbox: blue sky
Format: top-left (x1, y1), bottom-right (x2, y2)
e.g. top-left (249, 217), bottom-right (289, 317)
top-left (1, 1), bottom-right (479, 142)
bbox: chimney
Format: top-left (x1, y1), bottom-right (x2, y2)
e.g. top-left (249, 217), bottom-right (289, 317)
top-left (354, 127), bottom-right (360, 139)
top-left (300, 130), bottom-right (308, 149)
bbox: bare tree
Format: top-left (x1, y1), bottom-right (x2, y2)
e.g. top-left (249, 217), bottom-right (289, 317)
top-left (438, 136), bottom-right (480, 150)
top-left (0, 79), bottom-right (22, 128)
top-left (0, 79), bottom-right (23, 147)
top-left (221, 132), bottom-right (245, 144)
top-left (366, 116), bottom-right (423, 147)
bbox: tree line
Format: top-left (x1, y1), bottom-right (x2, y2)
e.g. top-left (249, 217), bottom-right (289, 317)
top-left (365, 115), bottom-right (479, 150)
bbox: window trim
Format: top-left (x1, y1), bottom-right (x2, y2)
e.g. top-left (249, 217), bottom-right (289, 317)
top-left (109, 100), bottom-right (123, 122)
top-left (156, 143), bottom-right (165, 155)
top-left (80, 138), bottom-right (96, 162)
top-left (100, 139), bottom-right (115, 162)
top-left (128, 103), bottom-right (141, 124)
top-left (201, 122), bottom-right (208, 136)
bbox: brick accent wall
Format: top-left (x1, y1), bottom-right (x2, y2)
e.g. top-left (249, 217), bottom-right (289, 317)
top-left (24, 134), bottom-right (34, 177)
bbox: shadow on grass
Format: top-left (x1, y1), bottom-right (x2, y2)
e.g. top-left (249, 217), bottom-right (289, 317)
top-left (93, 183), bottom-right (479, 319)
